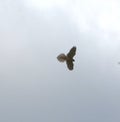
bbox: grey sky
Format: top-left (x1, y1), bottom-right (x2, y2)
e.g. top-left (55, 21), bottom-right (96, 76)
top-left (0, 0), bottom-right (120, 122)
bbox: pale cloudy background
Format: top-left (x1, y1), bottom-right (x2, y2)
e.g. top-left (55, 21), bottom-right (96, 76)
top-left (0, 0), bottom-right (120, 122)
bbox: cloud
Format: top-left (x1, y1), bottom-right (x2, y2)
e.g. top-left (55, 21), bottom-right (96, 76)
top-left (23, 0), bottom-right (68, 10)
top-left (0, 0), bottom-right (120, 122)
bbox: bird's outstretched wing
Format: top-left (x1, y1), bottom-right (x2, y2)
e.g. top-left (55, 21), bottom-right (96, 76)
top-left (66, 60), bottom-right (74, 70)
top-left (67, 46), bottom-right (76, 58)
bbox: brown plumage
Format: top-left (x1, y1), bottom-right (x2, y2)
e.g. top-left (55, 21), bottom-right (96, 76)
top-left (57, 46), bottom-right (76, 70)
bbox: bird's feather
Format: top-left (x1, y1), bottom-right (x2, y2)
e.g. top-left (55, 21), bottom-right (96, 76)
top-left (67, 46), bottom-right (76, 58)
top-left (66, 60), bottom-right (73, 70)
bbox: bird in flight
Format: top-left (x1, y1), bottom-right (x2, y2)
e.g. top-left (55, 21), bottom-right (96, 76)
top-left (57, 46), bottom-right (76, 70)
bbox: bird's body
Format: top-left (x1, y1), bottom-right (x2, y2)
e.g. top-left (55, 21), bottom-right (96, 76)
top-left (57, 46), bottom-right (76, 70)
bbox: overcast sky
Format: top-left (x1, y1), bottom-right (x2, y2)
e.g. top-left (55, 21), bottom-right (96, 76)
top-left (0, 0), bottom-right (120, 122)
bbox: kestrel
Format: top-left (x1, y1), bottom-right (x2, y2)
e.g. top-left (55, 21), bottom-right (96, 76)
top-left (57, 46), bottom-right (76, 70)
